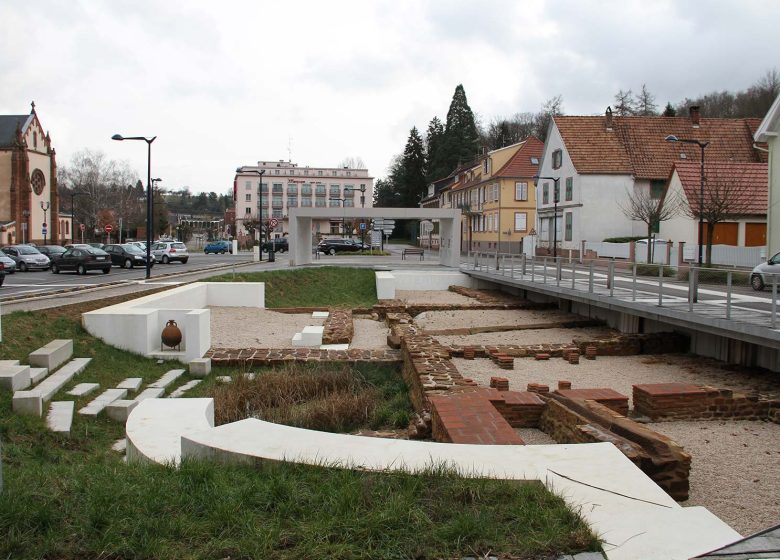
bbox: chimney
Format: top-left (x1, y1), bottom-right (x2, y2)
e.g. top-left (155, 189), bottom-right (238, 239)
top-left (689, 106), bottom-right (701, 128)
top-left (605, 106), bottom-right (613, 131)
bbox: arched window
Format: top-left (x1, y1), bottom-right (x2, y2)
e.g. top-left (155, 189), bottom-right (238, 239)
top-left (66, 220), bottom-right (70, 235)
top-left (31, 169), bottom-right (45, 196)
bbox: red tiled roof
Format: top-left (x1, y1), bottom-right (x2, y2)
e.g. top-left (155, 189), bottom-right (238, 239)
top-left (673, 161), bottom-right (768, 215)
top-left (494, 136), bottom-right (544, 178)
top-left (555, 115), bottom-right (765, 179)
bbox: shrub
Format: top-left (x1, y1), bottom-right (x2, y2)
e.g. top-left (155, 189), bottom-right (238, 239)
top-left (635, 264), bottom-right (676, 277)
top-left (602, 236), bottom-right (646, 243)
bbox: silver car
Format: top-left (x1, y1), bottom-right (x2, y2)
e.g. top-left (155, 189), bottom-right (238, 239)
top-left (151, 241), bottom-right (189, 264)
top-left (750, 252), bottom-right (780, 290)
top-left (3, 245), bottom-right (50, 271)
top-left (0, 249), bottom-right (17, 273)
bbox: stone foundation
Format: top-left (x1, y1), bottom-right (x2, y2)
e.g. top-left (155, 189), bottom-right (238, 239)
top-left (207, 347), bottom-right (401, 367)
top-left (322, 309), bottom-right (353, 345)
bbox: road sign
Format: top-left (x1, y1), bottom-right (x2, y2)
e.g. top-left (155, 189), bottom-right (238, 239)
top-left (371, 230), bottom-right (382, 247)
top-left (269, 218), bottom-right (279, 228)
top-left (359, 222), bottom-right (366, 231)
top-left (80, 223), bottom-right (85, 232)
top-left (104, 224), bottom-right (113, 233)
top-left (42, 226), bottom-right (47, 236)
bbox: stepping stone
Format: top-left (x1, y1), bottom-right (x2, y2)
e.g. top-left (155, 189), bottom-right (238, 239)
top-left (30, 368), bottom-right (49, 385)
top-left (0, 365), bottom-right (31, 392)
top-left (135, 387), bottom-right (166, 402)
top-left (78, 388), bottom-right (128, 417)
top-left (12, 358), bottom-right (91, 416)
top-left (320, 344), bottom-right (349, 350)
top-left (189, 358), bottom-right (211, 378)
top-left (67, 383), bottom-right (100, 397)
top-left (312, 311), bottom-right (329, 319)
top-left (117, 378), bottom-right (143, 391)
top-left (106, 400), bottom-right (138, 423)
top-left (216, 376), bottom-right (232, 383)
top-left (148, 369), bottom-right (185, 389)
top-left (112, 438), bottom-right (127, 452)
top-left (169, 380), bottom-right (201, 398)
top-left (29, 339), bottom-right (73, 371)
top-left (46, 401), bottom-right (75, 436)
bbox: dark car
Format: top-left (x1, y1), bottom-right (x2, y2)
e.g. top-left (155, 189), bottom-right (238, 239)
top-left (261, 238), bottom-right (288, 253)
top-left (0, 261), bottom-right (6, 286)
top-left (103, 244), bottom-right (156, 268)
top-left (51, 247), bottom-right (111, 275)
top-left (204, 240), bottom-right (232, 254)
top-left (37, 245), bottom-right (68, 262)
top-left (317, 238), bottom-right (367, 255)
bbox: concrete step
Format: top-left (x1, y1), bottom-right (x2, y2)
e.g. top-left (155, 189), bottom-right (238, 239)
top-left (169, 380), bottom-right (201, 398)
top-left (29, 339), bottom-right (73, 371)
top-left (30, 367), bottom-right (49, 385)
top-left (67, 383), bottom-right (100, 397)
top-left (12, 358), bottom-right (91, 416)
top-left (148, 369), bottom-right (185, 389)
top-left (117, 378), bottom-right (143, 391)
top-left (0, 365), bottom-right (31, 392)
top-left (106, 400), bottom-right (138, 423)
top-left (78, 388), bottom-right (128, 417)
top-left (135, 387), bottom-right (166, 402)
top-left (46, 401), bottom-right (75, 436)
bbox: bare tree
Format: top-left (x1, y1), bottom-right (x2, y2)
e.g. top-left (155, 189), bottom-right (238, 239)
top-left (614, 89), bottom-right (636, 116)
top-left (338, 156), bottom-right (366, 169)
top-left (620, 187), bottom-right (680, 260)
top-left (681, 168), bottom-right (756, 265)
top-left (635, 84), bottom-right (658, 116)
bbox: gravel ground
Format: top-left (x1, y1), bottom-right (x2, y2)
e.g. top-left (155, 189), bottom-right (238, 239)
top-left (437, 326), bottom-right (617, 347)
top-left (515, 428), bottom-right (557, 445)
top-left (395, 290), bottom-right (477, 305)
top-left (651, 420), bottom-right (780, 535)
top-left (209, 307), bottom-right (389, 349)
top-left (414, 308), bottom-right (584, 330)
top-left (452, 354), bottom-right (780, 403)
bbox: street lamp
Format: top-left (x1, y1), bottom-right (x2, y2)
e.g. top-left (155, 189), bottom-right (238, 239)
top-left (112, 134), bottom-right (156, 280)
top-left (343, 185), bottom-right (367, 208)
top-left (665, 135), bottom-right (709, 266)
top-left (329, 197), bottom-right (349, 237)
top-left (239, 168), bottom-right (266, 261)
top-left (40, 201), bottom-right (50, 245)
top-left (534, 176), bottom-right (560, 258)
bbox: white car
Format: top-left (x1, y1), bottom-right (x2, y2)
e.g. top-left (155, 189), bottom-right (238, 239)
top-left (151, 241), bottom-right (189, 264)
top-left (750, 252), bottom-right (780, 291)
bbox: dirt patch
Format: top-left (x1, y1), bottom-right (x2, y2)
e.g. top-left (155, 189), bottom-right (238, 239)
top-left (395, 290), bottom-right (478, 305)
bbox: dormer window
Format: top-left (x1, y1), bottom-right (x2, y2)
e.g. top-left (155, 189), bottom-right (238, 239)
top-left (530, 157), bottom-right (539, 165)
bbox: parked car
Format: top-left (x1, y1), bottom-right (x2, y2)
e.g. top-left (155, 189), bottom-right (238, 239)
top-left (204, 240), bottom-right (232, 254)
top-left (103, 244), bottom-right (156, 268)
top-left (0, 249), bottom-right (17, 274)
top-left (750, 252), bottom-right (780, 291)
top-left (261, 238), bottom-right (288, 253)
top-left (151, 241), bottom-right (189, 264)
top-left (0, 262), bottom-right (5, 286)
top-left (2, 245), bottom-right (50, 271)
top-left (88, 243), bottom-right (105, 250)
top-left (128, 241), bottom-right (147, 252)
top-left (37, 245), bottom-right (68, 262)
top-left (317, 238), bottom-right (368, 255)
top-left (51, 246), bottom-right (111, 275)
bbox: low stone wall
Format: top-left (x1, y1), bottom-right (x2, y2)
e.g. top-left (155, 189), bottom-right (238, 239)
top-left (373, 299), bottom-right (554, 320)
top-left (322, 309), bottom-right (353, 345)
top-left (207, 347), bottom-right (401, 367)
top-left (540, 394), bottom-right (692, 500)
top-left (633, 382), bottom-right (780, 423)
top-left (447, 285), bottom-right (525, 305)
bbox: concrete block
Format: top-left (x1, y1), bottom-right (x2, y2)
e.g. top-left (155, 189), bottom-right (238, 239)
top-left (29, 339), bottom-right (73, 371)
top-left (34, 358), bottom-right (91, 402)
top-left (30, 368), bottom-right (49, 385)
top-left (291, 333), bottom-right (305, 347)
top-left (12, 390), bottom-right (43, 416)
top-left (375, 271), bottom-right (396, 299)
top-left (46, 401), bottom-right (75, 436)
top-left (292, 325), bottom-right (325, 348)
top-left (78, 388), bottom-right (128, 417)
top-left (106, 400), bottom-right (139, 423)
top-left (112, 438), bottom-right (127, 452)
top-left (312, 311), bottom-right (329, 319)
top-left (117, 378), bottom-right (143, 391)
top-left (216, 376), bottom-right (232, 383)
top-left (169, 380), bottom-right (201, 398)
top-left (189, 358), bottom-right (211, 378)
top-left (148, 369), bottom-right (185, 389)
top-left (67, 383), bottom-right (100, 397)
top-left (0, 360), bottom-right (20, 367)
top-left (0, 365), bottom-right (31, 391)
top-left (135, 387), bottom-right (166, 401)
top-left (320, 344), bottom-right (349, 350)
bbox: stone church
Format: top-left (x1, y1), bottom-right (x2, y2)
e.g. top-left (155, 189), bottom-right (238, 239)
top-left (0, 102), bottom-right (62, 245)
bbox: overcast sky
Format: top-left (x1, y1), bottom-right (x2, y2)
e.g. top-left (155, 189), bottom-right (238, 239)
top-left (2, 0), bottom-right (778, 194)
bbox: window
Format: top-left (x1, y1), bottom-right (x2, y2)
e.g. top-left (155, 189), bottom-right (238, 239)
top-left (315, 198), bottom-right (326, 207)
top-left (245, 181), bottom-right (251, 190)
top-left (301, 198), bottom-right (313, 207)
top-left (565, 177), bottom-right (573, 201)
top-left (272, 196), bottom-right (283, 208)
top-left (650, 180), bottom-right (665, 200)
top-left (329, 199), bottom-right (340, 207)
top-left (515, 182), bottom-right (527, 201)
top-left (272, 183), bottom-right (283, 193)
top-left (272, 209), bottom-right (282, 218)
top-left (552, 149), bottom-right (562, 169)
top-left (318, 170), bottom-right (323, 176)
top-left (483, 158), bottom-right (489, 174)
top-left (245, 207), bottom-right (251, 215)
top-left (245, 193), bottom-right (251, 202)
top-left (315, 185), bottom-right (326, 196)
top-left (543, 183), bottom-right (549, 204)
top-left (275, 170), bottom-right (280, 175)
top-left (261, 208), bottom-right (269, 219)
top-left (287, 185), bottom-right (298, 195)
top-left (301, 184), bottom-right (312, 196)
top-left (330, 185), bottom-right (340, 196)
top-left (565, 212), bottom-right (573, 241)
top-left (260, 182), bottom-right (268, 193)
top-left (514, 212), bottom-right (527, 231)
top-left (330, 222), bottom-right (340, 234)
top-left (492, 183), bottom-right (499, 202)
top-left (287, 197), bottom-right (298, 207)
top-left (344, 199), bottom-right (354, 207)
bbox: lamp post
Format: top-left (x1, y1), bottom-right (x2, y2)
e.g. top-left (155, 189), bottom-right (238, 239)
top-left (240, 168), bottom-right (266, 261)
top-left (330, 197), bottom-right (348, 237)
top-left (112, 134), bottom-right (156, 279)
top-left (665, 135), bottom-right (709, 266)
top-left (40, 201), bottom-right (50, 245)
top-left (344, 185), bottom-right (367, 208)
top-left (534, 176), bottom-right (560, 258)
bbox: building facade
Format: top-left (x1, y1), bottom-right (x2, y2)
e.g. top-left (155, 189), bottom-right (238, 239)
top-left (0, 103), bottom-right (60, 245)
top-left (755, 94), bottom-right (780, 255)
top-left (234, 160), bottom-right (374, 241)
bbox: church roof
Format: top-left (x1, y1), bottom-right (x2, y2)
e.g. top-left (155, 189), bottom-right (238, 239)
top-left (0, 114), bottom-right (33, 148)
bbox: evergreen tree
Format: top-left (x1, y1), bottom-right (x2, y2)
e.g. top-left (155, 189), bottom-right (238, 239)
top-left (399, 127), bottom-right (427, 207)
top-left (442, 84), bottom-right (480, 173)
top-left (662, 102), bottom-right (677, 117)
top-left (425, 116), bottom-right (448, 183)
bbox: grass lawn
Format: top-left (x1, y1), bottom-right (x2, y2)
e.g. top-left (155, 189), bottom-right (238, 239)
top-left (0, 279), bottom-right (601, 559)
top-left (207, 266), bottom-right (378, 308)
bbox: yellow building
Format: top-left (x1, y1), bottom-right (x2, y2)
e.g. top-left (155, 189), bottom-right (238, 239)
top-left (440, 138), bottom-right (543, 253)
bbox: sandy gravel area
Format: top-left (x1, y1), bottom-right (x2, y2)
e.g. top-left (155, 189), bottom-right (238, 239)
top-left (515, 428), bottom-right (557, 445)
top-left (452, 354), bottom-right (780, 403)
top-left (210, 307), bottom-right (389, 349)
top-left (395, 290), bottom-right (477, 305)
top-left (415, 308), bottom-right (584, 330)
top-left (651, 420), bottom-right (780, 535)
top-left (437, 326), bottom-right (618, 347)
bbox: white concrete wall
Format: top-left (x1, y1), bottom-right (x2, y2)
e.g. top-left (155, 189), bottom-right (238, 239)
top-left (391, 270), bottom-right (474, 291)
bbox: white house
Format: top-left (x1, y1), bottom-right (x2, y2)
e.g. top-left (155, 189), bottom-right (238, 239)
top-left (537, 107), bottom-right (766, 255)
top-left (755, 94), bottom-right (780, 255)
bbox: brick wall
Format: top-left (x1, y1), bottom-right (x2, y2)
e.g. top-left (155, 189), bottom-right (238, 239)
top-left (322, 309), bottom-right (354, 345)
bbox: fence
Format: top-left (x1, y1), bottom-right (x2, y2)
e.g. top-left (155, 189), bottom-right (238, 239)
top-left (585, 241), bottom-right (767, 269)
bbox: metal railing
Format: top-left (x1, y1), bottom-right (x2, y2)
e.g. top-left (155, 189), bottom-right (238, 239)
top-left (461, 252), bottom-right (780, 330)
